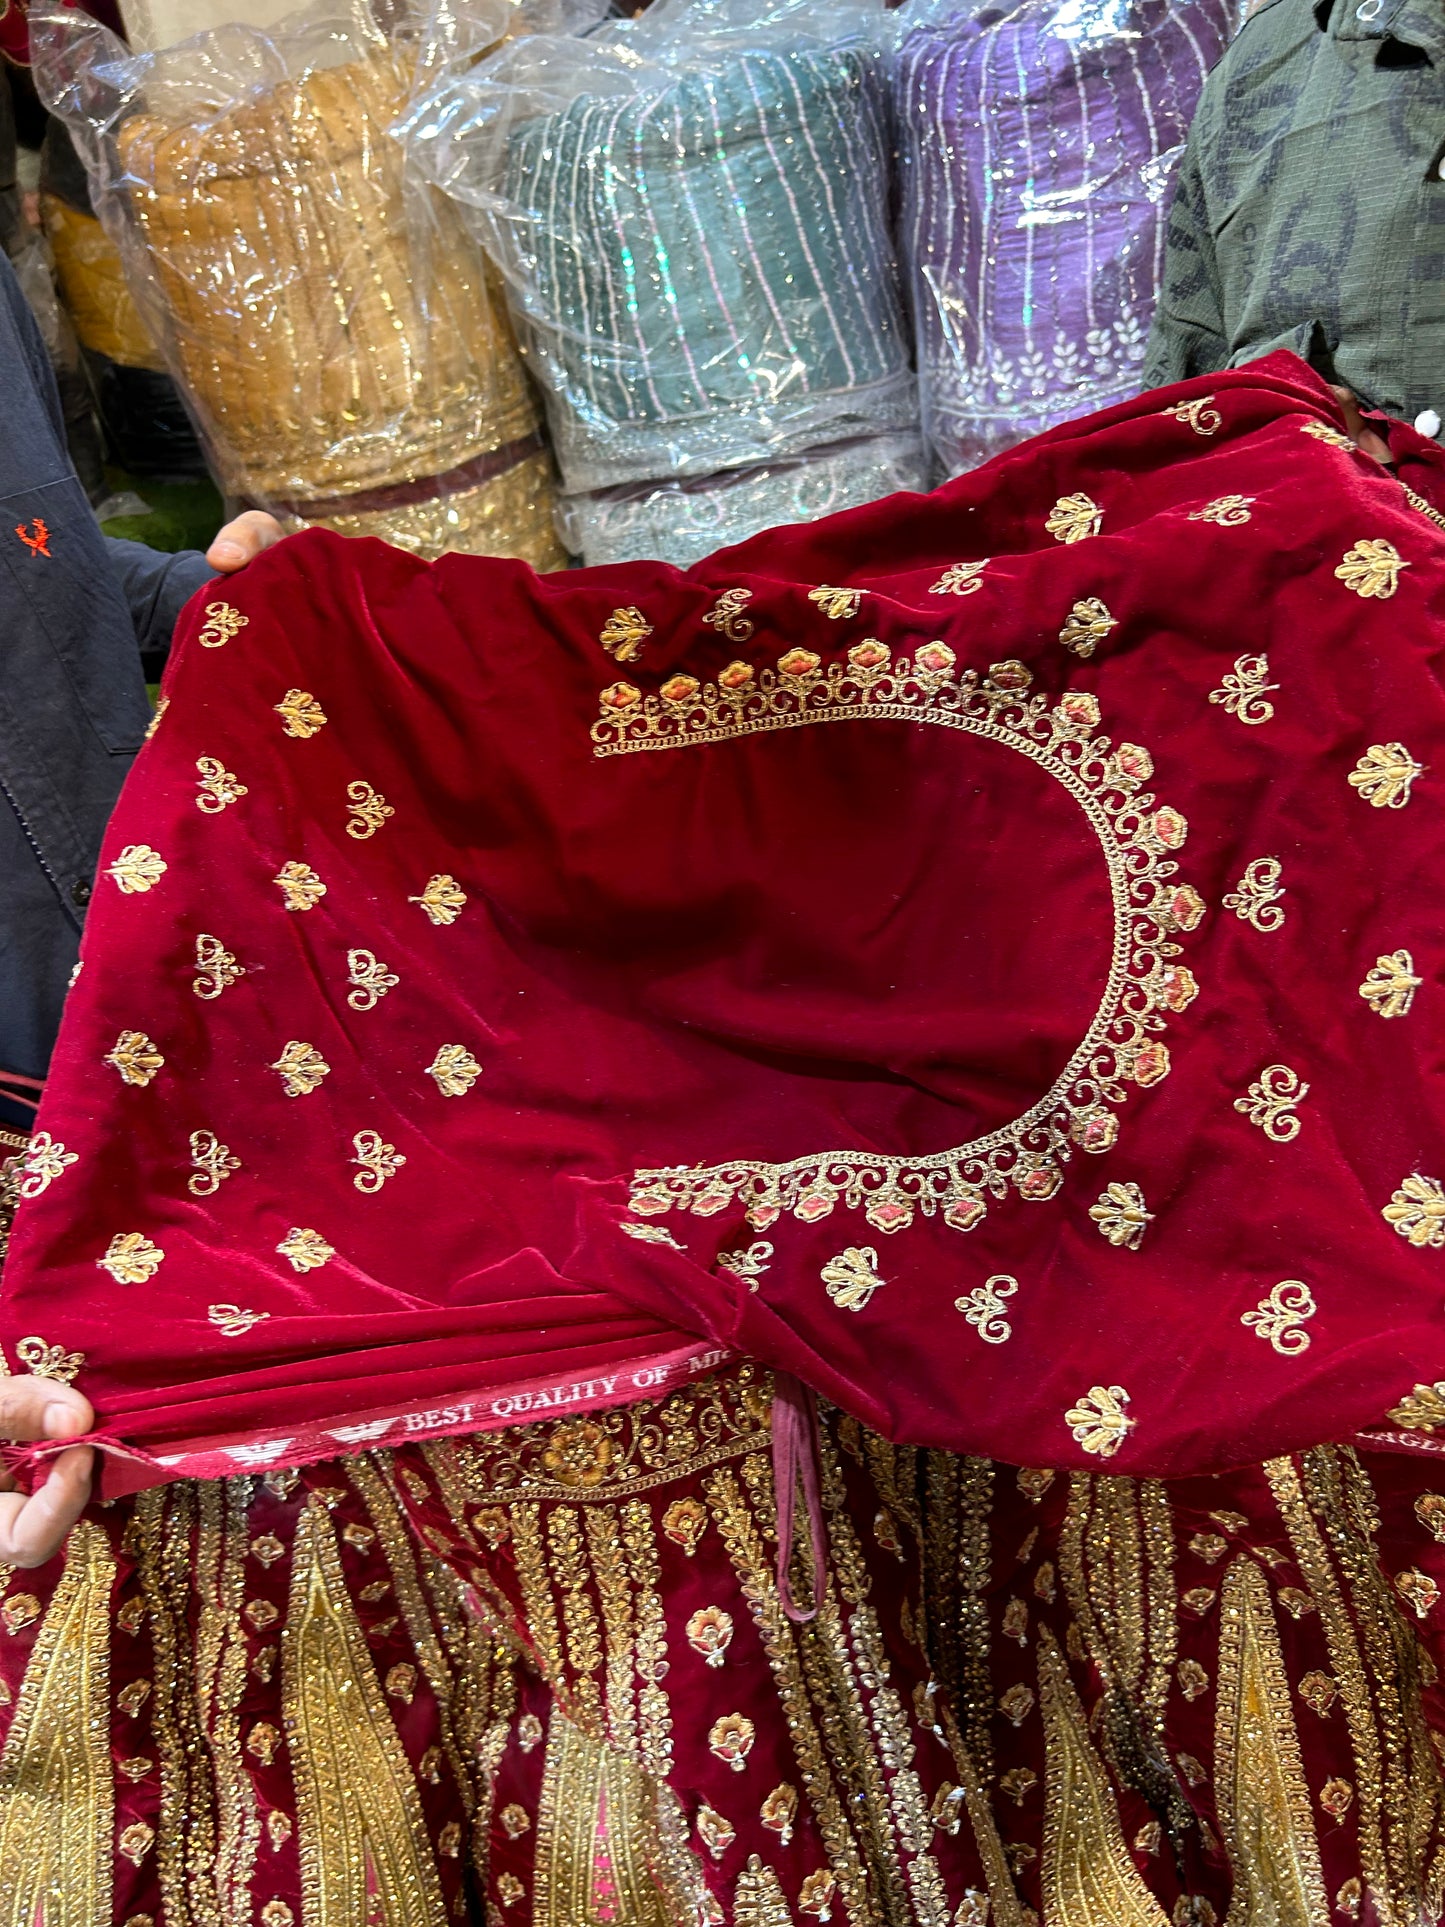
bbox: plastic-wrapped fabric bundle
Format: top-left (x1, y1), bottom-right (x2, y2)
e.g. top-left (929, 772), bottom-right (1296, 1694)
top-left (401, 0), bottom-right (918, 520)
top-left (559, 431), bottom-right (931, 567)
top-left (895, 0), bottom-right (1234, 475)
top-left (31, 4), bottom-right (567, 566)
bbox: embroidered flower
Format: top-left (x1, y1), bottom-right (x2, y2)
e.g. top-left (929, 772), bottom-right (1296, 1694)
top-left (1336, 538), bottom-right (1409, 599)
top-left (274, 689), bottom-right (327, 737)
top-left (1177, 1660), bottom-right (1210, 1702)
top-left (599, 607), bottom-right (652, 662)
top-left (276, 1228), bottom-right (333, 1273)
top-left (408, 874), bottom-right (466, 925)
top-left (798, 1871), bottom-right (838, 1920)
top-left (794, 1188), bottom-right (836, 1223)
top-left (708, 1713), bottom-right (756, 1772)
top-left (809, 586), bottom-right (860, 620)
top-left (987, 659), bottom-right (1032, 693)
top-left (1320, 1779), bottom-right (1354, 1823)
top-left (386, 1663), bottom-right (417, 1704)
top-left (98, 1232), bottom-right (164, 1284)
top-left (1395, 1568), bottom-right (1440, 1620)
top-left (427, 1044), bottom-right (482, 1096)
top-left (1, 1595), bottom-right (39, 1634)
top-left (1056, 691), bottom-right (1101, 731)
top-left (1059, 597), bottom-right (1116, 657)
top-left (914, 640), bottom-right (957, 677)
top-left (599, 681), bottom-right (641, 712)
top-left (1112, 742), bottom-right (1154, 785)
top-left (820, 1245), bottom-right (884, 1312)
top-left (944, 1192), bottom-right (987, 1232)
top-left (776, 647), bottom-right (821, 679)
top-left (718, 659), bottom-right (755, 691)
top-left (759, 1784), bottom-right (798, 1843)
top-left (1128, 1040), bottom-right (1171, 1088)
top-left (119, 1823), bottom-right (156, 1867)
top-left (1416, 1493), bottom-right (1445, 1541)
top-left (1070, 1108), bottom-right (1118, 1155)
top-left (660, 673), bottom-right (700, 705)
top-left (20, 1132), bottom-right (77, 1198)
top-left (104, 1030), bottom-right (164, 1087)
top-left (273, 861), bottom-right (326, 911)
top-left (695, 1805), bottom-right (735, 1860)
top-left (1298, 1671), bottom-right (1338, 1717)
top-left (106, 844), bottom-right (167, 894)
top-left (1348, 742), bottom-right (1423, 809)
top-left (540, 1418), bottom-right (613, 1488)
top-left (1359, 949), bottom-right (1422, 1018)
top-left (1065, 1384), bottom-right (1134, 1457)
top-left (689, 1185), bottom-right (733, 1217)
top-left (272, 1041), bottom-right (329, 1097)
top-left (1149, 964), bottom-right (1199, 1014)
top-left (1016, 1162), bottom-right (1063, 1200)
top-left (1045, 494), bottom-right (1102, 543)
top-left (1383, 1172), bottom-right (1445, 1246)
top-left (497, 1874), bottom-right (524, 1908)
top-left (1160, 883), bottom-right (1206, 932)
top-left (662, 1498), bottom-right (707, 1555)
top-left (686, 1605), bottom-right (735, 1667)
top-left (998, 1684), bottom-right (1035, 1725)
top-left (847, 638), bottom-right (890, 672)
top-left (864, 1192), bottom-right (914, 1233)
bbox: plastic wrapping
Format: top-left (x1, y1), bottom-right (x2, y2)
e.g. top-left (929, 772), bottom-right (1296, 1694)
top-left (894, 0), bottom-right (1234, 475)
top-left (401, 0), bottom-right (917, 495)
top-left (558, 432), bottom-right (932, 567)
top-left (31, 2), bottom-right (567, 565)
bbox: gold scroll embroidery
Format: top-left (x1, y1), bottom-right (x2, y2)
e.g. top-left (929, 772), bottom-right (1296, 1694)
top-left (283, 1502), bottom-right (448, 1927)
top-left (821, 1245), bottom-right (884, 1312)
top-left (195, 757), bottom-right (247, 814)
top-left (704, 589), bottom-right (755, 644)
top-left (1223, 858), bottom-right (1285, 932)
top-left (954, 1274), bottom-right (1017, 1343)
top-left (18, 1132), bottom-right (76, 1198)
top-left (1349, 743), bottom-right (1423, 810)
top-left (808, 587), bottom-right (861, 620)
top-left (352, 1130), bottom-right (405, 1193)
top-left (1209, 655), bottom-right (1277, 726)
top-left (620, 1222), bottom-right (684, 1249)
top-left (198, 602), bottom-right (248, 648)
top-left (1383, 1172), bottom-right (1445, 1246)
top-left (1190, 495), bottom-right (1255, 526)
top-left (599, 608), bottom-right (652, 663)
top-left (1235, 1064), bottom-right (1308, 1143)
top-left (273, 862), bottom-right (327, 911)
top-left (1162, 396), bottom-right (1222, 436)
top-left (1089, 1182), bottom-right (1152, 1250)
top-left (346, 949), bottom-right (398, 1012)
top-left (1241, 1281), bottom-right (1316, 1356)
top-left (1214, 1556), bottom-right (1329, 1927)
top-left (1336, 540), bottom-right (1409, 599)
top-left (1359, 951), bottom-right (1422, 1019)
top-left (930, 560), bottom-right (989, 595)
top-left (0, 1520), bottom-right (115, 1927)
top-left (1059, 598), bottom-right (1116, 658)
top-left (1037, 1628), bottom-right (1170, 1927)
top-left (533, 1713), bottom-right (671, 1927)
top-left (145, 696), bottom-right (169, 739)
top-left (408, 875), bottom-right (466, 926)
top-left (272, 1041), bottom-right (330, 1096)
top-left (106, 844), bottom-right (167, 893)
top-left (1064, 1386), bottom-right (1134, 1458)
top-left (188, 1129), bottom-right (240, 1197)
top-left (194, 933), bottom-right (245, 1000)
top-left (1046, 495), bottom-right (1103, 543)
top-left (208, 1305), bottom-right (267, 1337)
top-left (275, 690), bottom-right (327, 738)
top-left (1301, 420), bottom-right (1355, 453)
top-left (14, 1336), bottom-right (84, 1382)
top-left (345, 782), bottom-right (393, 840)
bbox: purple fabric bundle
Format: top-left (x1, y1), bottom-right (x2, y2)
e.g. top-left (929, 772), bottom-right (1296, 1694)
top-left (896, 0), bottom-right (1234, 474)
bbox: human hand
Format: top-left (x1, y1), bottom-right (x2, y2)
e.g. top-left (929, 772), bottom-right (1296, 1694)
top-left (0, 1377), bottom-right (94, 1567)
top-left (207, 509), bottom-right (284, 573)
top-left (1330, 387), bottom-right (1395, 467)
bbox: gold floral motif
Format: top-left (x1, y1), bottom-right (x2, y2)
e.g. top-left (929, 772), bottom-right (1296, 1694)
top-left (704, 589), bottom-right (755, 644)
top-left (1415, 1493), bottom-right (1445, 1540)
top-left (345, 780), bottom-right (394, 840)
top-left (717, 1240), bottom-right (773, 1286)
top-left (1222, 857), bottom-right (1284, 932)
top-left (930, 560), bottom-right (989, 595)
top-left (1046, 494), bottom-right (1103, 543)
top-left (777, 646), bottom-right (820, 681)
top-left (104, 1029), bottom-right (164, 1087)
top-left (1382, 1172), bottom-right (1445, 1247)
top-left (1301, 419), bottom-right (1356, 453)
top-left (106, 844), bottom-right (167, 894)
top-left (1209, 654), bottom-right (1277, 726)
top-left (821, 1245), bottom-right (884, 1312)
top-left (759, 1784), bottom-right (798, 1844)
top-left (599, 607), bottom-right (652, 663)
top-left (193, 932), bottom-right (245, 1000)
top-left (999, 1683), bottom-right (1035, 1726)
top-left (1002, 1597), bottom-right (1028, 1644)
top-left (118, 1756), bottom-right (154, 1781)
top-left (497, 1874), bottom-right (524, 1907)
top-left (195, 756), bottom-right (247, 814)
top-left (1298, 1670), bottom-right (1337, 1717)
top-left (1088, 1182), bottom-right (1152, 1250)
top-left (1182, 1588), bottom-right (1218, 1616)
top-left (516, 1711), bottom-right (542, 1748)
top-left (662, 1499), bottom-right (708, 1555)
top-left (1190, 495), bottom-right (1255, 526)
top-left (427, 1044), bottom-right (481, 1096)
top-left (1177, 1659), bottom-right (1209, 1701)
top-left (1235, 1064), bottom-right (1308, 1143)
top-left (1162, 395), bottom-right (1222, 436)
top-left (1277, 1587), bottom-right (1316, 1620)
top-left (352, 1130), bottom-right (405, 1194)
top-left (19, 1131), bottom-right (76, 1199)
top-left (144, 697), bottom-right (169, 740)
top-left (707, 1712), bottom-right (755, 1772)
top-left (273, 861), bottom-right (327, 911)
top-left (0, 1595), bottom-right (39, 1634)
top-left (619, 1222), bottom-right (685, 1249)
top-left (246, 1721), bottom-right (282, 1764)
top-left (408, 874), bottom-right (466, 926)
top-left (499, 1803), bottom-right (530, 1839)
top-left (272, 1040), bottom-right (330, 1097)
top-left (798, 1871), bottom-right (837, 1921)
top-left (98, 1232), bottom-right (164, 1284)
top-left (1336, 1880), bottom-right (1362, 1920)
top-left (260, 1905), bottom-right (292, 1927)
top-left (954, 1274), bottom-right (1017, 1344)
top-left (1189, 1532), bottom-right (1228, 1564)
top-left (346, 948), bottom-right (398, 1012)
top-left (14, 1335), bottom-right (84, 1382)
top-left (118, 1823), bottom-right (155, 1866)
top-left (208, 1304), bottom-right (268, 1337)
top-left (1319, 1778), bottom-right (1353, 1822)
top-left (1335, 538), bottom-right (1409, 599)
top-left (685, 1606), bottom-right (735, 1668)
top-left (197, 601), bottom-right (248, 648)
top-left (1358, 949), bottom-right (1421, 1018)
top-left (188, 1128), bottom-right (240, 1197)
top-left (1241, 1280), bottom-right (1316, 1356)
top-left (1348, 742), bottom-right (1423, 810)
top-left (1394, 1568), bottom-right (1440, 1619)
top-left (275, 690), bottom-right (328, 738)
top-left (1058, 597), bottom-right (1116, 658)
top-left (808, 586), bottom-right (860, 620)
top-left (384, 1663), bottom-right (416, 1704)
top-left (276, 1227), bottom-right (333, 1273)
top-left (696, 1805), bottom-right (735, 1859)
top-left (599, 680), bottom-right (641, 714)
top-left (1065, 1386), bottom-right (1134, 1458)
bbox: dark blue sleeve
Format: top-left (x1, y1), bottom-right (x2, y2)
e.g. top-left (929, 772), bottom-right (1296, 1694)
top-left (103, 537), bottom-right (215, 676)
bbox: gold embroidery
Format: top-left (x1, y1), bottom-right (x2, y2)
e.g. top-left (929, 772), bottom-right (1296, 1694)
top-left (1036, 1628), bottom-right (1170, 1927)
top-left (1209, 655), bottom-right (1277, 726)
top-left (809, 587), bottom-right (861, 620)
top-left (734, 1856), bottom-right (793, 1926)
top-left (1298, 1671), bottom-right (1338, 1717)
top-left (1214, 1556), bottom-right (1329, 1927)
top-left (718, 1240), bottom-right (773, 1284)
top-left (1394, 1568), bottom-right (1439, 1619)
top-left (188, 1129), bottom-right (240, 1196)
top-left (275, 690), bottom-right (328, 738)
top-left (1349, 743), bottom-right (1423, 810)
top-left (208, 1304), bottom-right (268, 1337)
top-left (930, 559), bottom-right (989, 596)
top-left (599, 608), bottom-right (652, 663)
top-left (1162, 396), bottom-right (1222, 436)
top-left (704, 589), bottom-right (755, 643)
top-left (709, 1716), bottom-right (755, 1773)
top-left (272, 1041), bottom-right (330, 1096)
top-left (283, 1501), bottom-right (449, 1927)
top-left (1241, 1281), bottom-right (1316, 1356)
top-left (954, 1274), bottom-right (1017, 1343)
top-left (18, 1131), bottom-right (76, 1198)
top-left (1336, 539), bottom-right (1409, 599)
top-left (1064, 1386), bottom-right (1134, 1459)
top-left (346, 948), bottom-right (398, 1012)
top-left (497, 1875), bottom-right (524, 1907)
top-left (193, 932), bottom-right (245, 1000)
top-left (760, 1784), bottom-right (798, 1844)
top-left (273, 861), bottom-right (327, 911)
top-left (1359, 950), bottom-right (1422, 1019)
top-left (0, 1597), bottom-right (38, 1635)
top-left (276, 1227), bottom-right (333, 1273)
top-left (1415, 1494), bottom-right (1445, 1540)
top-left (352, 1130), bottom-right (406, 1193)
top-left (685, 1606), bottom-right (734, 1668)
top-left (107, 844), bottom-right (167, 893)
top-left (798, 1871), bottom-right (837, 1920)
top-left (1382, 1172), bottom-right (1445, 1247)
top-left (1089, 1182), bottom-right (1152, 1250)
top-left (1320, 1778), bottom-right (1353, 1821)
top-left (1177, 1659), bottom-right (1209, 1701)
top-left (821, 1245), bottom-right (885, 1312)
top-left (145, 696), bottom-right (169, 739)
top-left (0, 1521), bottom-right (114, 1927)
top-left (1058, 598), bottom-right (1117, 658)
top-left (195, 756), bottom-right (248, 814)
top-left (999, 1683), bottom-right (1035, 1725)
top-left (1235, 1064), bottom-right (1308, 1143)
top-left (427, 1044), bottom-right (481, 1096)
top-left (345, 781), bottom-right (393, 840)
top-left (697, 1805), bottom-right (735, 1859)
top-left (662, 1499), bottom-right (708, 1554)
top-left (599, 680), bottom-right (642, 715)
top-left (98, 1231), bottom-right (164, 1283)
top-left (105, 1029), bottom-right (164, 1086)
top-left (1222, 858), bottom-right (1284, 932)
top-left (1301, 420), bottom-right (1356, 453)
top-left (1190, 495), bottom-right (1255, 526)
top-left (198, 601), bottom-right (248, 648)
top-left (1046, 494), bottom-right (1103, 543)
top-left (619, 1222), bottom-right (685, 1248)
top-left (408, 875), bottom-right (466, 926)
top-left (14, 1335), bottom-right (84, 1382)
top-left (608, 656), bottom-right (1201, 1235)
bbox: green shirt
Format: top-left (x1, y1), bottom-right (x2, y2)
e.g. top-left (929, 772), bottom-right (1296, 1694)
top-left (1142, 0), bottom-right (1445, 422)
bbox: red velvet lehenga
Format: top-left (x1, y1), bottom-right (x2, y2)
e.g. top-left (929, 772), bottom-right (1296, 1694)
top-left (4, 358), bottom-right (1445, 1925)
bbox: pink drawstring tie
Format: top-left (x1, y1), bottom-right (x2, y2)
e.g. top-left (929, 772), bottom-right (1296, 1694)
top-left (771, 1372), bottom-right (827, 1623)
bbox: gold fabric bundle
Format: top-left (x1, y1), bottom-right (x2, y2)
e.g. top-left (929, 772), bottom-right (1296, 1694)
top-left (117, 56), bottom-right (563, 565)
top-left (41, 195), bottom-right (165, 370)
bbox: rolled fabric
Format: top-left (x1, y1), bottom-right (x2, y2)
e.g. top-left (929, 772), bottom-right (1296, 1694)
top-left (895, 0), bottom-right (1235, 475)
top-left (41, 194), bottom-right (165, 370)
